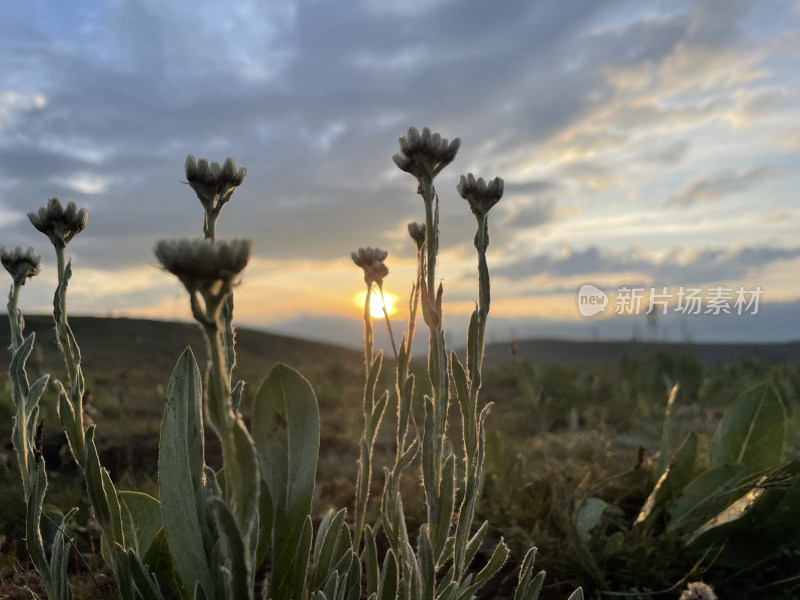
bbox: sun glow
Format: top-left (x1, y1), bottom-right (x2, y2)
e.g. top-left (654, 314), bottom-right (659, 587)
top-left (353, 289), bottom-right (397, 318)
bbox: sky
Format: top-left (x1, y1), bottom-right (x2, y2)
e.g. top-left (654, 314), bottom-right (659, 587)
top-left (1, 0), bottom-right (799, 353)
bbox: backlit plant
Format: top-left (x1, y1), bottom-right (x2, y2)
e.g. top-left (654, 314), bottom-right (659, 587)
top-left (2, 132), bottom-right (588, 599)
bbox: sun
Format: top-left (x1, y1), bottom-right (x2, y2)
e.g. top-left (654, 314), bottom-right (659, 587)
top-left (353, 289), bottom-right (396, 318)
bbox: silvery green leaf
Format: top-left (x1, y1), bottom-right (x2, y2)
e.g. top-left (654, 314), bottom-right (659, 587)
top-left (311, 508), bottom-right (348, 590)
top-left (254, 477), bottom-right (273, 572)
top-left (253, 363), bottom-right (319, 600)
top-left (120, 491), bottom-right (163, 556)
top-left (142, 529), bottom-right (187, 599)
top-left (50, 507), bottom-right (78, 600)
top-left (513, 547), bottom-right (542, 600)
top-left (27, 462), bottom-right (54, 595)
top-left (364, 525), bottom-right (379, 598)
top-left (126, 547), bottom-right (164, 600)
top-left (433, 454), bottom-right (456, 563)
top-left (158, 349), bottom-right (213, 598)
top-left (84, 427), bottom-right (112, 536)
top-left (210, 497), bottom-right (252, 600)
top-left (417, 527), bottom-right (434, 600)
top-left (473, 538), bottom-right (509, 587)
top-left (462, 521), bottom-right (488, 574)
top-left (378, 549), bottom-right (398, 600)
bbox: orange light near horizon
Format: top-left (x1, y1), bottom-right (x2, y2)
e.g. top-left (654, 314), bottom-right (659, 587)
top-left (353, 290), bottom-right (397, 319)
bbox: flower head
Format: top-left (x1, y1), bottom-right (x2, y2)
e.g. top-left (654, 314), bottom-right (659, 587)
top-left (393, 126), bottom-right (460, 180)
top-left (184, 155), bottom-right (247, 208)
top-left (351, 246), bottom-right (389, 287)
top-left (679, 582), bottom-right (717, 600)
top-left (27, 197), bottom-right (88, 248)
top-left (457, 173), bottom-right (504, 219)
top-left (155, 238), bottom-right (252, 296)
top-left (1, 246), bottom-right (42, 285)
top-left (407, 222), bottom-right (426, 251)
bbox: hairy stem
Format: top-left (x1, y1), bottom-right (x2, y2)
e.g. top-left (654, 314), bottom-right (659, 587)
top-left (7, 282), bottom-right (22, 351)
top-left (420, 174), bottom-right (450, 555)
top-left (355, 285), bottom-right (376, 553)
top-left (380, 286), bottom-right (398, 362)
top-left (53, 243), bottom-right (85, 464)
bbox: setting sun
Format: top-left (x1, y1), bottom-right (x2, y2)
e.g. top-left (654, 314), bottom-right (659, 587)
top-left (353, 290), bottom-right (396, 318)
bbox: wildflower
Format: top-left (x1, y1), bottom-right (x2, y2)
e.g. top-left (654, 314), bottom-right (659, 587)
top-left (679, 581), bottom-right (718, 600)
top-left (184, 155), bottom-right (247, 208)
top-left (393, 126), bottom-right (460, 180)
top-left (351, 246), bottom-right (389, 287)
top-left (407, 222), bottom-right (426, 250)
top-left (27, 197), bottom-right (88, 248)
top-left (457, 173), bottom-right (504, 219)
top-left (0, 246), bottom-right (41, 285)
top-left (154, 238), bottom-right (252, 296)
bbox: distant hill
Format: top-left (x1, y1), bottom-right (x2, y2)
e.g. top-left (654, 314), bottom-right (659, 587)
top-left (481, 337), bottom-right (800, 367)
top-left (2, 317), bottom-right (799, 380)
top-left (0, 315), bottom-right (363, 403)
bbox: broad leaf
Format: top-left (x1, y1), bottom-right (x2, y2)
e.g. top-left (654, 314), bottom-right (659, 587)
top-left (158, 349), bottom-right (212, 599)
top-left (120, 491), bottom-right (163, 556)
top-left (711, 382), bottom-right (785, 472)
top-left (667, 464), bottom-right (750, 533)
top-left (252, 363), bottom-right (320, 600)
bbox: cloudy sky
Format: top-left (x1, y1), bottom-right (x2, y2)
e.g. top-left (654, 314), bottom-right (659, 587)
top-left (1, 0), bottom-right (799, 352)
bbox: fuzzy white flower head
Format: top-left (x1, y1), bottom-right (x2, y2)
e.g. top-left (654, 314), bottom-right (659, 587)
top-left (407, 222), bottom-right (426, 250)
top-left (27, 197), bottom-right (88, 248)
top-left (679, 581), bottom-right (718, 600)
top-left (155, 238), bottom-right (252, 296)
top-left (0, 246), bottom-right (42, 285)
top-left (351, 246), bottom-right (389, 286)
top-left (184, 155), bottom-right (247, 208)
top-left (393, 126), bottom-right (460, 181)
top-left (457, 173), bottom-right (504, 219)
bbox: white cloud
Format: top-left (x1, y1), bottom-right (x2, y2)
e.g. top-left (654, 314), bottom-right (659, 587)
top-left (51, 173), bottom-right (111, 195)
top-left (0, 91), bottom-right (47, 131)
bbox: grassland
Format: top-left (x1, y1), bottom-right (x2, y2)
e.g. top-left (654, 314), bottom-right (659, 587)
top-left (1, 316), bottom-right (799, 599)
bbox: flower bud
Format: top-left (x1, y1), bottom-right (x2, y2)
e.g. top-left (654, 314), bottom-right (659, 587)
top-left (28, 197), bottom-right (88, 248)
top-left (457, 173), bottom-right (504, 219)
top-left (407, 222), bottom-right (426, 250)
top-left (392, 126), bottom-right (460, 180)
top-left (184, 155), bottom-right (248, 208)
top-left (351, 246), bottom-right (389, 286)
top-left (155, 237), bottom-right (252, 296)
top-left (0, 245), bottom-right (42, 285)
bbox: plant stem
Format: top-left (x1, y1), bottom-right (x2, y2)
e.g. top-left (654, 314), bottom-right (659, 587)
top-left (54, 245), bottom-right (78, 379)
top-left (420, 174), bottom-right (450, 556)
top-left (355, 285), bottom-right (376, 553)
top-left (203, 318), bottom-right (233, 433)
top-left (380, 287), bottom-right (398, 362)
top-left (53, 243), bottom-right (85, 464)
top-left (6, 281), bottom-right (31, 497)
top-left (471, 215), bottom-right (490, 404)
top-left (364, 286), bottom-right (374, 377)
top-left (7, 282), bottom-right (22, 351)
